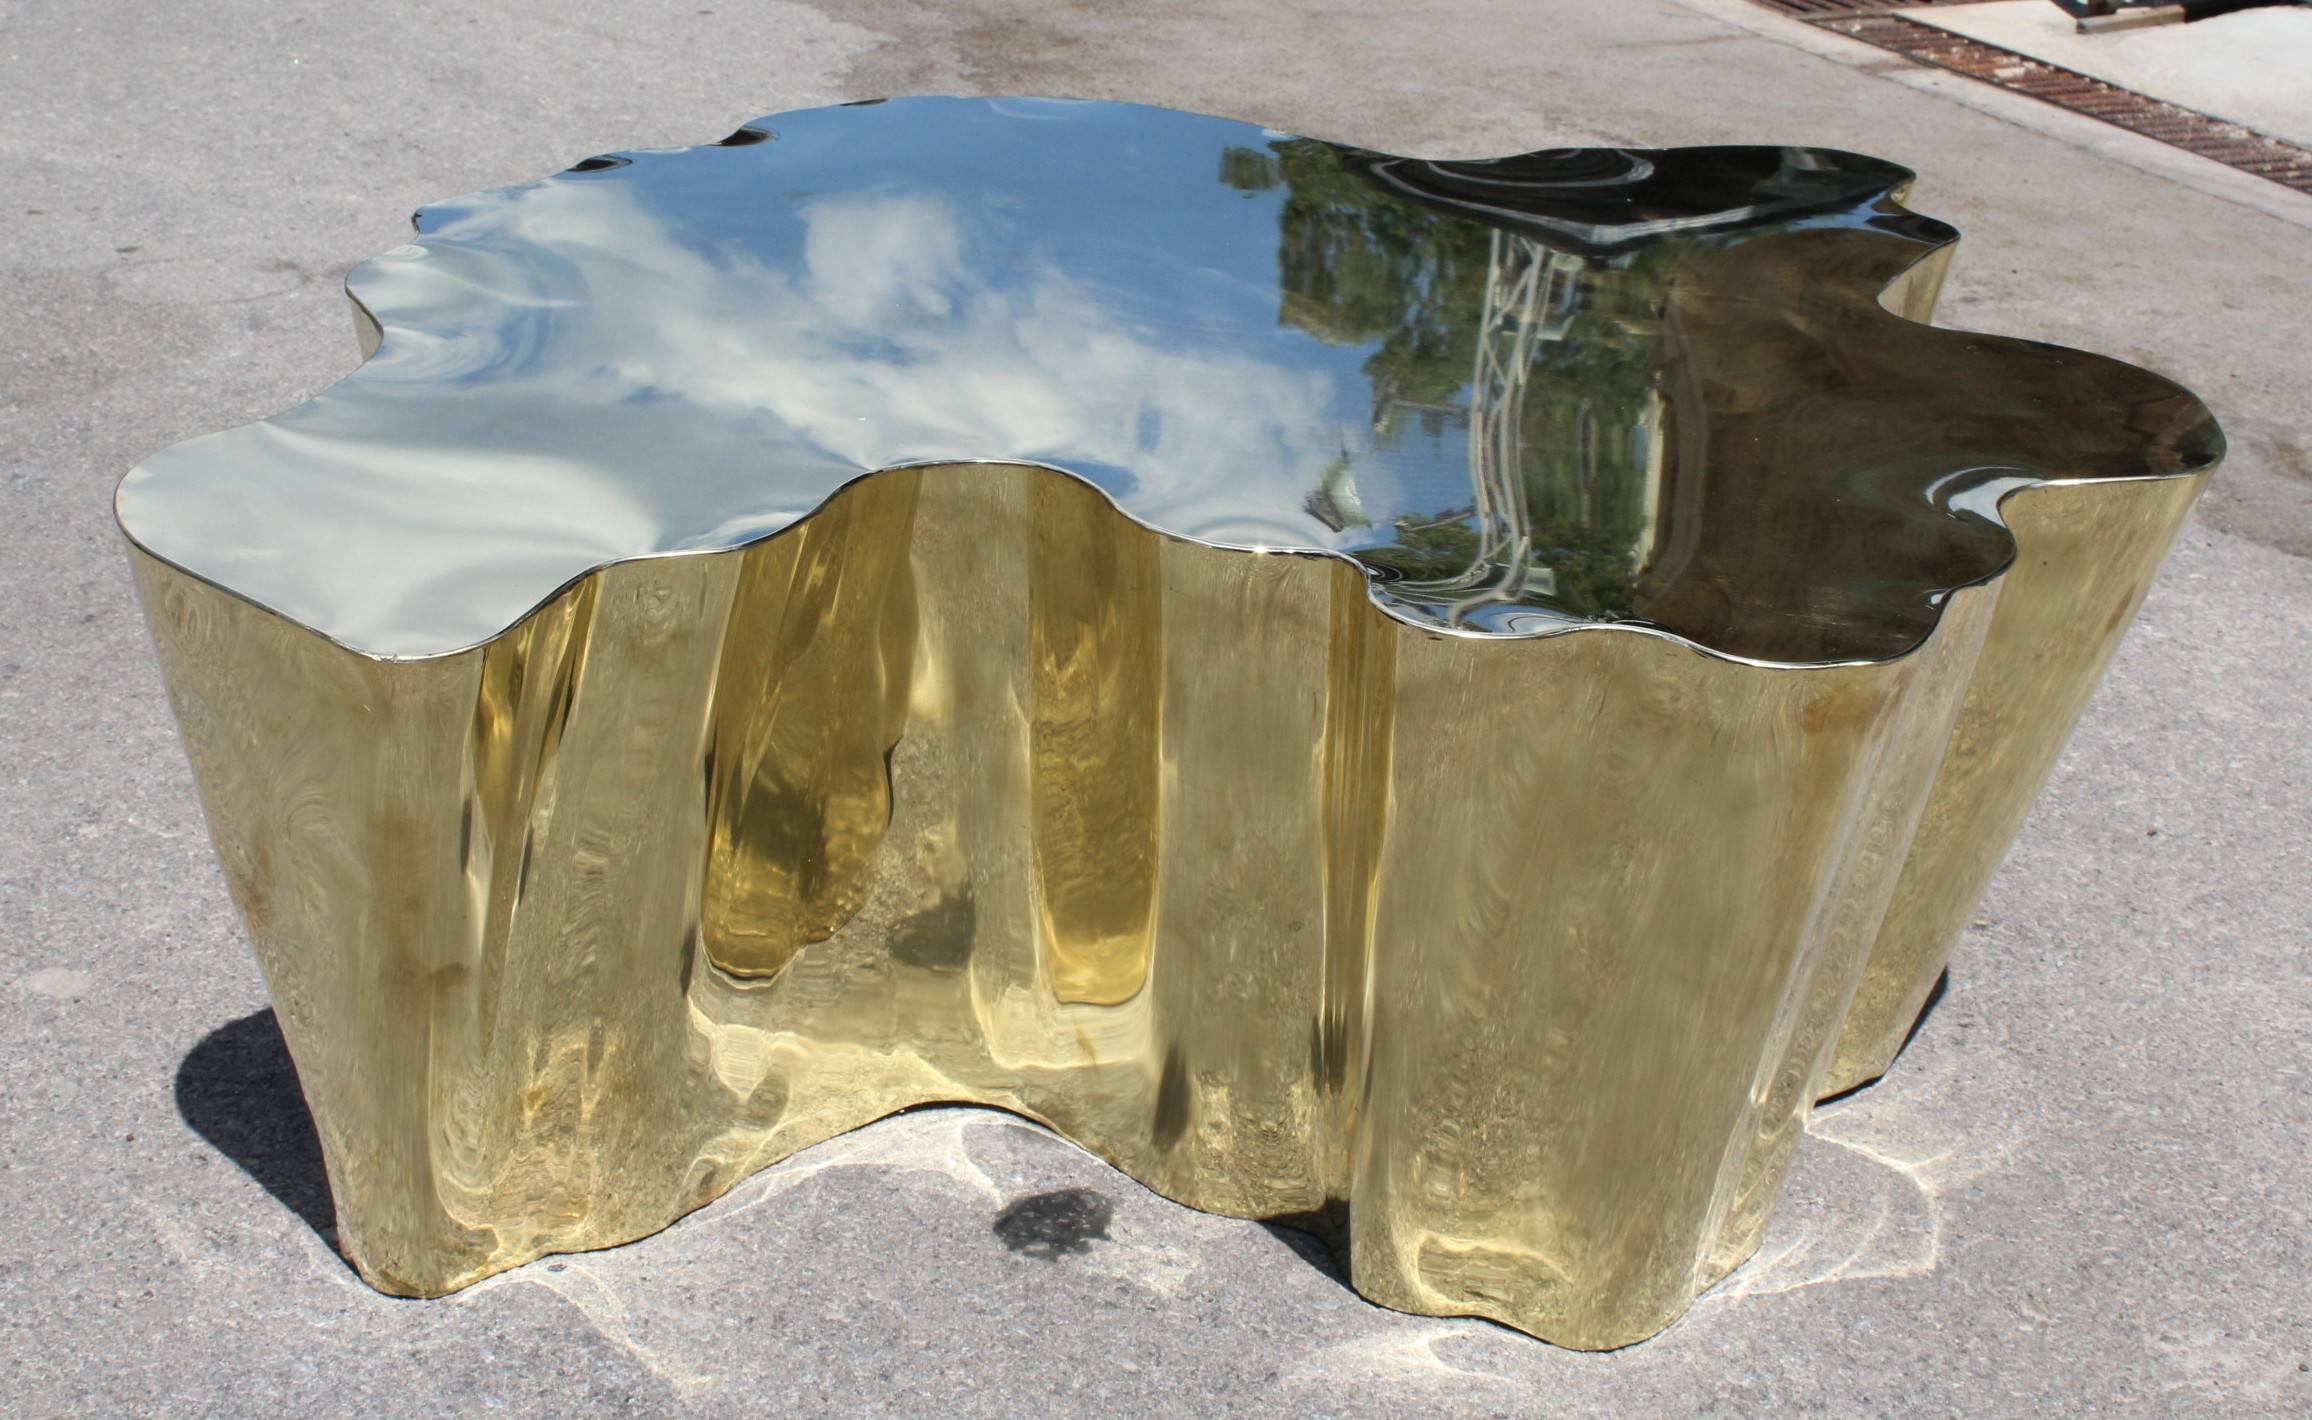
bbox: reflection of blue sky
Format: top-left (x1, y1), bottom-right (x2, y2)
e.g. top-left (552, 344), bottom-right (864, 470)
top-left (122, 100), bottom-right (1455, 655)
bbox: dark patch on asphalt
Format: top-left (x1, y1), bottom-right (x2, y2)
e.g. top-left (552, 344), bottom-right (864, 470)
top-left (993, 1187), bottom-right (1114, 1259)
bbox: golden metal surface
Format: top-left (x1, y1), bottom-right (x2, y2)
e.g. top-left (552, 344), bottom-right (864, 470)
top-left (118, 98), bottom-right (2219, 1349)
top-left (1823, 473), bottom-right (2209, 1093)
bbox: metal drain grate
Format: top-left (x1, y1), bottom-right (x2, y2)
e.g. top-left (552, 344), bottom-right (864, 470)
top-left (1756, 0), bottom-right (2001, 15)
top-left (1820, 15), bottom-right (2312, 193)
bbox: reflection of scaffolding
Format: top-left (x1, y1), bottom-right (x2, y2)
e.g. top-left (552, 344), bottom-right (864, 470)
top-left (1311, 233), bottom-right (1581, 549)
top-left (1403, 230), bottom-right (1578, 623)
top-left (1456, 230), bottom-right (1552, 614)
top-left (1315, 230), bottom-right (1673, 625)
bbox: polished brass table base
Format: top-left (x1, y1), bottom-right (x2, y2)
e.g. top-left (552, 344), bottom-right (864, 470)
top-left (119, 99), bottom-right (2219, 1349)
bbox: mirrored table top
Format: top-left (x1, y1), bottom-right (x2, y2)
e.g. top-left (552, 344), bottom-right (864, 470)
top-left (114, 97), bottom-right (2221, 664)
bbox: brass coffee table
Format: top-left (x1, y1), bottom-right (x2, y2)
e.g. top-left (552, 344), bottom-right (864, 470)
top-left (116, 97), bottom-right (2221, 1348)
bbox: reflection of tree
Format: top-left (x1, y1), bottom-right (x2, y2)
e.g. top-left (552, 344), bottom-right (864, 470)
top-left (1224, 140), bottom-right (1486, 408)
top-left (1223, 140), bottom-right (1675, 620)
top-left (1376, 514), bottom-right (1481, 578)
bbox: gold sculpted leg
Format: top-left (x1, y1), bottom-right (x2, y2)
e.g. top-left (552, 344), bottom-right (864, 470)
top-left (130, 459), bottom-right (2196, 1346)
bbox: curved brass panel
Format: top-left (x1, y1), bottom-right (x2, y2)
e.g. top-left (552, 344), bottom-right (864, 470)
top-left (1028, 476), bottom-right (1164, 1005)
top-left (118, 98), bottom-right (2219, 1349)
top-left (1823, 473), bottom-right (2208, 1093)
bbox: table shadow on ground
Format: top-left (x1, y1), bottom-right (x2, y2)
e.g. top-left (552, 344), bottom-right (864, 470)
top-left (175, 1009), bottom-right (337, 1242)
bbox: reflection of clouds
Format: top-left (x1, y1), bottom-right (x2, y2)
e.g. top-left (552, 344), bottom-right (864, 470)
top-left (126, 166), bottom-right (1359, 654)
top-left (442, 178), bottom-right (1348, 544)
top-left (800, 191), bottom-right (966, 324)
